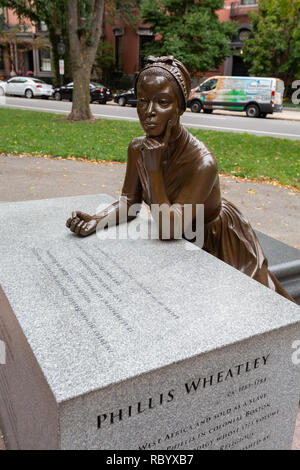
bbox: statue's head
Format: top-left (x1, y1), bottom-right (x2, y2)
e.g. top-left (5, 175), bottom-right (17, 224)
top-left (135, 56), bottom-right (191, 137)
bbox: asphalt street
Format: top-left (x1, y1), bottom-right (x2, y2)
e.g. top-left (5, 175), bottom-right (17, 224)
top-left (1, 96), bottom-right (300, 140)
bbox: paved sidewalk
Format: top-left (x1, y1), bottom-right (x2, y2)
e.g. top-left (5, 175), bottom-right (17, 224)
top-left (211, 108), bottom-right (300, 122)
top-left (0, 154), bottom-right (299, 450)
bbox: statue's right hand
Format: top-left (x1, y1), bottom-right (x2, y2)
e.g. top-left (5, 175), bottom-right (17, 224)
top-left (66, 211), bottom-right (98, 237)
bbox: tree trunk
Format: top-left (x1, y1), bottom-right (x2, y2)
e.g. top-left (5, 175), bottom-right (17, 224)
top-left (67, 0), bottom-right (105, 122)
top-left (68, 62), bottom-right (93, 121)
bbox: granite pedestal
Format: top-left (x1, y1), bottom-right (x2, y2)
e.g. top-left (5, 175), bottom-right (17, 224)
top-left (0, 194), bottom-right (299, 450)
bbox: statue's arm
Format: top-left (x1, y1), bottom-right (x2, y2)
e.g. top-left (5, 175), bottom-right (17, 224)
top-left (66, 138), bottom-right (143, 237)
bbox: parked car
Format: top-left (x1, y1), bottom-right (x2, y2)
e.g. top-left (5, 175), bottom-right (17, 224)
top-left (114, 88), bottom-right (137, 107)
top-left (187, 76), bottom-right (284, 118)
top-left (53, 82), bottom-right (113, 104)
top-left (3, 77), bottom-right (53, 99)
top-left (0, 80), bottom-right (6, 96)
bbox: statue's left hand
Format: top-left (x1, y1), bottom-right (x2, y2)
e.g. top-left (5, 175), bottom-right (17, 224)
top-left (66, 211), bottom-right (98, 236)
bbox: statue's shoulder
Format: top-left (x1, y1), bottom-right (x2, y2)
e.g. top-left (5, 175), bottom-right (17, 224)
top-left (128, 136), bottom-right (146, 154)
top-left (186, 130), bottom-right (218, 172)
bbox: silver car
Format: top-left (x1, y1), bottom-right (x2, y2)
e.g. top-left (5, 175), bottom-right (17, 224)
top-left (4, 77), bottom-right (53, 99)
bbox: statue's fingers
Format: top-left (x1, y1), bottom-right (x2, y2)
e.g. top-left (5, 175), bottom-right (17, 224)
top-left (79, 222), bottom-right (88, 236)
top-left (145, 140), bottom-right (158, 151)
top-left (141, 141), bottom-right (150, 151)
top-left (144, 142), bottom-right (153, 151)
top-left (81, 219), bottom-right (97, 236)
top-left (77, 211), bottom-right (90, 220)
top-left (146, 138), bottom-right (161, 149)
top-left (75, 220), bottom-right (85, 235)
top-left (70, 217), bottom-right (80, 232)
top-left (163, 119), bottom-right (172, 147)
top-left (66, 217), bottom-right (72, 228)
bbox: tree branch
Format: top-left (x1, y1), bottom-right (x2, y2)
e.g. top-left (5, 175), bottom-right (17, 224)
top-left (90, 0), bottom-right (104, 47)
top-left (67, 0), bottom-right (80, 62)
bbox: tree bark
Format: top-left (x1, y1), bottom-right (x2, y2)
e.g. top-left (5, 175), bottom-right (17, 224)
top-left (70, 63), bottom-right (93, 120)
top-left (67, 0), bottom-right (105, 121)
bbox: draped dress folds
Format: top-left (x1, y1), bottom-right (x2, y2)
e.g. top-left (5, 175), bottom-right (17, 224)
top-left (203, 198), bottom-right (294, 301)
top-left (129, 125), bottom-right (294, 302)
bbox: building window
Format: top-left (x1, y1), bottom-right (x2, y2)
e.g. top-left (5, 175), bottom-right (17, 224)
top-left (239, 29), bottom-right (250, 41)
top-left (137, 27), bottom-right (154, 69)
top-left (39, 48), bottom-right (51, 72)
top-left (113, 29), bottom-right (124, 71)
top-left (115, 36), bottom-right (123, 71)
top-left (241, 0), bottom-right (257, 5)
top-left (139, 35), bottom-right (154, 68)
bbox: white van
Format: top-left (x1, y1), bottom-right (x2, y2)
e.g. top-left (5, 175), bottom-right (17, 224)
top-left (187, 76), bottom-right (284, 118)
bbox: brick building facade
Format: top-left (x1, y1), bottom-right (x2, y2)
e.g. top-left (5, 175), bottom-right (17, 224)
top-left (221, 0), bottom-right (258, 77)
top-left (0, 7), bottom-right (52, 81)
top-left (105, 0), bottom-right (259, 81)
top-left (0, 1), bottom-right (258, 83)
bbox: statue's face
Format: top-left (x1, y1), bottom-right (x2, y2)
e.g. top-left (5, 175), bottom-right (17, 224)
top-left (137, 74), bottom-right (180, 138)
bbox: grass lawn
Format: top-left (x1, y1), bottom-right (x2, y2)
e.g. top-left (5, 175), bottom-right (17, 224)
top-left (283, 100), bottom-right (300, 109)
top-left (0, 108), bottom-right (299, 189)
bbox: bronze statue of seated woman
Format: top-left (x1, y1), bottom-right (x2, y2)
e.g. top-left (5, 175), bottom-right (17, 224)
top-left (66, 56), bottom-right (294, 302)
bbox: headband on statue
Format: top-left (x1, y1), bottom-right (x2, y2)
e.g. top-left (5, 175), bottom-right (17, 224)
top-left (135, 55), bottom-right (191, 105)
